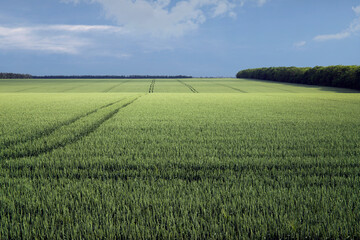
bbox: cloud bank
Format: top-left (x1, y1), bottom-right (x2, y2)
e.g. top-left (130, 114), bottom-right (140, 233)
top-left (314, 4), bottom-right (360, 41)
top-left (62, 0), bottom-right (268, 37)
top-left (0, 25), bottom-right (125, 54)
top-left (0, 0), bottom-right (268, 54)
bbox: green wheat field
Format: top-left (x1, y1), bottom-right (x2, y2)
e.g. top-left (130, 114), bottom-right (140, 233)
top-left (1, 78), bottom-right (360, 239)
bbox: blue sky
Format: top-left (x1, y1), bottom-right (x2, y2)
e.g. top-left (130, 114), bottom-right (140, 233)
top-left (0, 0), bottom-right (359, 76)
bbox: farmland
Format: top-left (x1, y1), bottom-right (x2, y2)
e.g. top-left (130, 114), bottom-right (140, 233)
top-left (1, 78), bottom-right (360, 239)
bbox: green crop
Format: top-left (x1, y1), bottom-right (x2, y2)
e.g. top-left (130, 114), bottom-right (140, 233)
top-left (1, 78), bottom-right (360, 239)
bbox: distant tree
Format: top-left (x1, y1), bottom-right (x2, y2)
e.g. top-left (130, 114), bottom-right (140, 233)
top-left (0, 73), bottom-right (32, 79)
top-left (236, 65), bottom-right (360, 90)
top-left (32, 75), bottom-right (192, 79)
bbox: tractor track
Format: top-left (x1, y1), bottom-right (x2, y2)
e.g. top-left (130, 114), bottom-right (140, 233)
top-left (148, 80), bottom-right (155, 93)
top-left (177, 80), bottom-right (198, 93)
top-left (1, 96), bottom-right (142, 159)
top-left (15, 86), bottom-right (42, 92)
top-left (216, 83), bottom-right (247, 93)
top-left (103, 80), bottom-right (130, 93)
top-left (1, 98), bottom-right (127, 149)
top-left (62, 84), bottom-right (89, 92)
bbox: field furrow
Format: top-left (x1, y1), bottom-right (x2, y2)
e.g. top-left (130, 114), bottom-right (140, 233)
top-left (0, 96), bottom-right (142, 159)
top-left (15, 86), bottom-right (42, 92)
top-left (148, 79), bottom-right (155, 93)
top-left (216, 83), bottom-right (247, 93)
top-left (177, 80), bottom-right (198, 93)
top-left (62, 84), bottom-right (89, 92)
top-left (0, 98), bottom-right (127, 149)
top-left (103, 80), bottom-right (130, 92)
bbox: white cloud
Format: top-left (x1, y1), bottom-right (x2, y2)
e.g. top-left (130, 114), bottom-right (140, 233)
top-left (42, 24), bottom-right (126, 33)
top-left (314, 4), bottom-right (360, 42)
top-left (61, 0), bottom-right (268, 37)
top-left (349, 17), bottom-right (360, 32)
top-left (293, 40), bottom-right (306, 48)
top-left (212, 1), bottom-right (235, 17)
top-left (0, 25), bottom-right (124, 54)
top-left (314, 32), bottom-right (351, 41)
top-left (352, 5), bottom-right (360, 15)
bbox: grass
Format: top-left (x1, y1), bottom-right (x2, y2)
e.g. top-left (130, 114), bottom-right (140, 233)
top-left (1, 78), bottom-right (360, 239)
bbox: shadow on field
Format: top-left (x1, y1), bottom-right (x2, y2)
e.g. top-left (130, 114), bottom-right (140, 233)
top-left (240, 78), bottom-right (360, 93)
top-left (316, 86), bottom-right (360, 93)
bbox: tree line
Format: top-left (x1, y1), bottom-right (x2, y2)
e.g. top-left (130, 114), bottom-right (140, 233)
top-left (0, 73), bottom-right (32, 79)
top-left (236, 65), bottom-right (360, 90)
top-left (0, 74), bottom-right (192, 79)
top-left (32, 75), bottom-right (192, 79)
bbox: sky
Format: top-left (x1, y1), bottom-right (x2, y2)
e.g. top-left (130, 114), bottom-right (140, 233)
top-left (0, 0), bottom-right (359, 77)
